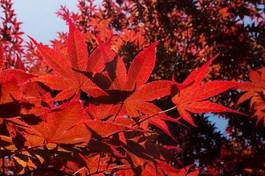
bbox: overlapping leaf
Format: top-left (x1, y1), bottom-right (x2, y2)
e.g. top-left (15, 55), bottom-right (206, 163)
top-left (172, 54), bottom-right (244, 126)
top-left (30, 23), bottom-right (109, 101)
top-left (86, 37), bottom-right (116, 74)
top-left (23, 102), bottom-right (91, 147)
top-left (106, 45), bottom-right (179, 138)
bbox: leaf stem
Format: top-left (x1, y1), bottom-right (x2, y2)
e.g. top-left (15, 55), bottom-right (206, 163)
top-left (72, 167), bottom-right (86, 175)
top-left (132, 106), bottom-right (177, 127)
top-left (97, 106), bottom-right (177, 140)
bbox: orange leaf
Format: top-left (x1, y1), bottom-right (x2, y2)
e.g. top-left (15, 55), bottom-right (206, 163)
top-left (24, 102), bottom-right (91, 147)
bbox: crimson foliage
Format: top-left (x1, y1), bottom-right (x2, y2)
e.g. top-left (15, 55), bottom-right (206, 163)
top-left (0, 0), bottom-right (264, 175)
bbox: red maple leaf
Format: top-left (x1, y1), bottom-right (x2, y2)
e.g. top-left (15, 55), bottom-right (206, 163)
top-left (30, 22), bottom-right (112, 101)
top-left (23, 102), bottom-right (92, 147)
top-left (22, 101), bottom-right (130, 147)
top-left (172, 54), bottom-right (245, 126)
top-left (104, 43), bottom-right (180, 139)
top-left (237, 68), bottom-right (265, 125)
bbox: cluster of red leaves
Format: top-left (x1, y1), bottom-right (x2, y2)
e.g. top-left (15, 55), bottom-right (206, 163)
top-left (0, 16), bottom-right (251, 174)
top-left (0, 0), bottom-right (24, 69)
top-left (56, 0), bottom-right (147, 51)
top-left (0, 0), bottom-right (264, 175)
top-left (57, 0), bottom-right (265, 82)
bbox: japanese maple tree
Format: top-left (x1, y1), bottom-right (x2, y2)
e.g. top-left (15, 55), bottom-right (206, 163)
top-left (0, 0), bottom-right (264, 175)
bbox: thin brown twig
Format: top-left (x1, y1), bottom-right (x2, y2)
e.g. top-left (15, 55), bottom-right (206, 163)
top-left (94, 106), bottom-right (178, 141)
top-left (132, 106), bottom-right (177, 127)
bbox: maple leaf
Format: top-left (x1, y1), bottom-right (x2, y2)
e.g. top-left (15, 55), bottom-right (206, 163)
top-left (105, 45), bottom-right (179, 138)
top-left (30, 23), bottom-right (108, 101)
top-left (22, 101), bottom-right (133, 147)
top-left (108, 41), bottom-right (158, 91)
top-left (108, 42), bottom-right (160, 90)
top-left (124, 80), bottom-right (179, 132)
top-left (21, 102), bottom-right (91, 147)
top-left (172, 54), bottom-right (245, 126)
top-left (23, 102), bottom-right (91, 147)
top-left (237, 68), bottom-right (265, 125)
